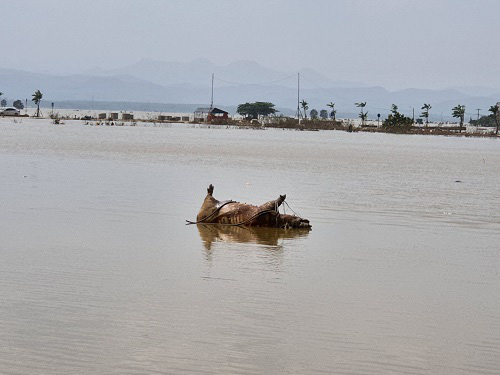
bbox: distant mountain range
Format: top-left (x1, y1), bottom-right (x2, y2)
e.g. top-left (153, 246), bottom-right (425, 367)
top-left (85, 58), bottom-right (368, 89)
top-left (1, 59), bottom-right (499, 120)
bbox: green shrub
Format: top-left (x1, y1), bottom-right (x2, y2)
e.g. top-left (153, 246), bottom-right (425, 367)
top-left (383, 105), bottom-right (413, 133)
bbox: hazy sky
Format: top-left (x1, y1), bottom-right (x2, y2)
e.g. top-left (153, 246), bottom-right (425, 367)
top-left (2, 0), bottom-right (500, 90)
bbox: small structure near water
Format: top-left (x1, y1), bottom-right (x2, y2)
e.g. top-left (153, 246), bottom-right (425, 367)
top-left (194, 107), bottom-right (229, 124)
top-left (158, 115), bottom-right (191, 122)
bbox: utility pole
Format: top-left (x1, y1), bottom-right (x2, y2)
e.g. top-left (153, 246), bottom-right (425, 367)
top-left (210, 73), bottom-right (214, 110)
top-left (476, 108), bottom-right (481, 130)
top-left (297, 73), bottom-right (301, 125)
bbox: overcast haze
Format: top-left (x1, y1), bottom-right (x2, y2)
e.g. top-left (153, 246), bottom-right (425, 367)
top-left (2, 0), bottom-right (500, 90)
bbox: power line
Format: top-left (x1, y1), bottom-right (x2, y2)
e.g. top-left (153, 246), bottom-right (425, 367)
top-left (214, 71), bottom-right (486, 119)
top-left (214, 74), bottom-right (297, 86)
top-left (297, 73), bottom-right (301, 123)
top-left (299, 73), bottom-right (393, 112)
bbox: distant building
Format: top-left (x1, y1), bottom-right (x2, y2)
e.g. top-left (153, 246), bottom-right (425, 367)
top-left (110, 113), bottom-right (119, 120)
top-left (122, 113), bottom-right (134, 120)
top-left (98, 113), bottom-right (107, 119)
top-left (158, 114), bottom-right (191, 122)
top-left (194, 107), bottom-right (229, 123)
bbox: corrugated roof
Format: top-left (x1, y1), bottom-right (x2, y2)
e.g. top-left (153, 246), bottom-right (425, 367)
top-left (211, 107), bottom-right (228, 114)
top-left (194, 107), bottom-right (228, 114)
top-left (194, 107), bottom-right (211, 113)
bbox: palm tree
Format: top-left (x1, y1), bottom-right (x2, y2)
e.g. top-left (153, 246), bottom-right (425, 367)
top-left (301, 100), bottom-right (309, 119)
top-left (32, 90), bottom-right (43, 117)
top-left (327, 102), bottom-right (336, 121)
top-left (489, 104), bottom-right (499, 135)
top-left (452, 104), bottom-right (466, 132)
top-left (355, 102), bottom-right (367, 126)
top-left (421, 103), bottom-right (432, 127)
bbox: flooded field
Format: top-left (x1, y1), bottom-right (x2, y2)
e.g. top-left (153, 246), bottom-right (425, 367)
top-left (1, 119), bottom-right (499, 374)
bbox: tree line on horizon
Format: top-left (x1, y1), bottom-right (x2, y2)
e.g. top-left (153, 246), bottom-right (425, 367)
top-left (235, 99), bottom-right (499, 135)
top-left (1, 88), bottom-right (499, 135)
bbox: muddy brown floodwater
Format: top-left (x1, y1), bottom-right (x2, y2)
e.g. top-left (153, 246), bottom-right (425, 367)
top-left (1, 119), bottom-right (499, 374)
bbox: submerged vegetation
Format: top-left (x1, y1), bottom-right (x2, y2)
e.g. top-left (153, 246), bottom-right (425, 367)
top-left (32, 90), bottom-right (43, 117)
top-left (236, 102), bottom-right (276, 120)
top-left (327, 102), bottom-right (337, 121)
top-left (300, 100), bottom-right (309, 119)
top-left (382, 105), bottom-right (413, 133)
top-left (355, 102), bottom-right (368, 126)
top-left (421, 103), bottom-right (432, 126)
top-left (489, 104), bottom-right (499, 135)
top-left (452, 104), bottom-right (466, 132)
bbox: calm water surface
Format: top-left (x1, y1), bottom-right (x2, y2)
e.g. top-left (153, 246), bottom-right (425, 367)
top-left (1, 119), bottom-right (499, 374)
